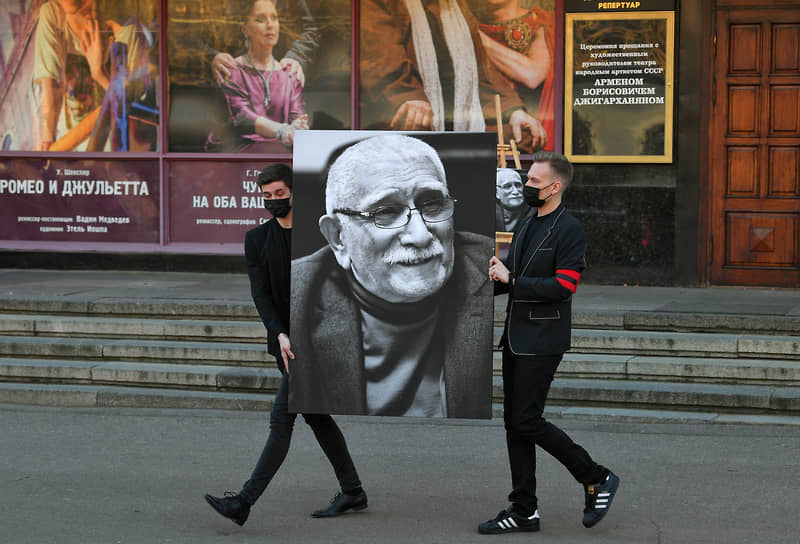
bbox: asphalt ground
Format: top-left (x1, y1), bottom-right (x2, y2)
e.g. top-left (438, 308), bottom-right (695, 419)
top-left (1, 404), bottom-right (798, 544)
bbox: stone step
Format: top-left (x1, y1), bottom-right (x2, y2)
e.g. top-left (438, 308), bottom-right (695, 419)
top-left (539, 405), bottom-right (800, 426)
top-left (0, 358), bottom-right (282, 391)
top-left (491, 352), bottom-right (800, 385)
top-left (2, 380), bottom-right (798, 423)
top-left (577, 310), bottom-right (800, 336)
top-left (3, 311), bottom-right (797, 361)
top-left (4, 353), bottom-right (799, 398)
top-left (0, 335), bottom-right (269, 365)
top-left (0, 382), bottom-right (274, 410)
top-left (492, 327), bottom-right (800, 359)
top-left (494, 294), bottom-right (800, 336)
top-left (0, 297), bottom-right (256, 320)
top-left (4, 357), bottom-right (798, 414)
top-left (0, 314), bottom-right (264, 342)
top-left (3, 296), bottom-right (798, 336)
top-left (491, 377), bottom-right (800, 414)
top-left (2, 333), bottom-right (798, 386)
top-left (571, 330), bottom-right (800, 359)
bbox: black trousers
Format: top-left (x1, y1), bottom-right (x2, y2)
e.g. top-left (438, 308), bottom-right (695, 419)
top-left (239, 373), bottom-right (362, 505)
top-left (502, 348), bottom-right (605, 512)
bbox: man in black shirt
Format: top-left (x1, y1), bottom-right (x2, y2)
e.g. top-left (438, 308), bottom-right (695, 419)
top-left (481, 151), bottom-right (620, 535)
top-left (204, 164), bottom-right (367, 526)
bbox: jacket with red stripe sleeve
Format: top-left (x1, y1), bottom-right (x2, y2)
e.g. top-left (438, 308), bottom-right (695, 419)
top-left (495, 203), bottom-right (586, 356)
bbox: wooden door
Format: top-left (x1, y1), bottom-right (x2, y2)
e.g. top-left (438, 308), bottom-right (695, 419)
top-left (710, 5), bottom-right (800, 286)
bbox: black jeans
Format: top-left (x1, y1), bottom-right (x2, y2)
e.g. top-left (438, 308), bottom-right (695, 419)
top-left (502, 348), bottom-right (605, 512)
top-left (239, 373), bottom-right (362, 505)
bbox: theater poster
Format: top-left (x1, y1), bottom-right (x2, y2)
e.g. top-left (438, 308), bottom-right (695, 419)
top-left (359, 0), bottom-right (560, 154)
top-left (564, 9), bottom-right (675, 162)
top-left (288, 131), bottom-right (496, 419)
top-left (167, 0), bottom-right (352, 153)
top-left (0, 0), bottom-right (159, 152)
top-left (0, 158), bottom-right (159, 242)
top-left (166, 160), bottom-right (277, 244)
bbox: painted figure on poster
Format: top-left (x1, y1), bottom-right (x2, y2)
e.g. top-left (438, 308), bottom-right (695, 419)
top-left (290, 134), bottom-right (493, 418)
top-left (206, 0), bottom-right (309, 152)
top-left (210, 0), bottom-right (319, 88)
top-left (33, 0), bottom-right (156, 151)
top-left (472, 0), bottom-right (555, 150)
top-left (495, 168), bottom-right (532, 232)
top-left (359, 0), bottom-right (547, 152)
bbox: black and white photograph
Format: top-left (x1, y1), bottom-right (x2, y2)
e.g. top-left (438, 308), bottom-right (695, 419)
top-left (288, 131), bottom-right (496, 418)
top-left (495, 167), bottom-right (533, 233)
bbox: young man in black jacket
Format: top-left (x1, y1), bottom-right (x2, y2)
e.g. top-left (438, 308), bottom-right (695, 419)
top-left (481, 151), bottom-right (619, 535)
top-left (204, 163), bottom-right (367, 526)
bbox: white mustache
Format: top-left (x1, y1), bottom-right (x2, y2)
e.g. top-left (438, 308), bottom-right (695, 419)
top-left (383, 239), bottom-right (444, 265)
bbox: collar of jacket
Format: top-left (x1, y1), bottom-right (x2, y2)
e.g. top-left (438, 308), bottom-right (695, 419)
top-left (511, 203), bottom-right (566, 275)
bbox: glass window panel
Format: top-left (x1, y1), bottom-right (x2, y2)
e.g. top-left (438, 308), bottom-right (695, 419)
top-left (167, 0), bottom-right (351, 153)
top-left (358, 0), bottom-right (556, 153)
top-left (0, 0), bottom-right (159, 152)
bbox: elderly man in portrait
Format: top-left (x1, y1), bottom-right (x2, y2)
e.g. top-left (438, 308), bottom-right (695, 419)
top-left (495, 168), bottom-right (532, 233)
top-left (289, 134), bottom-right (493, 418)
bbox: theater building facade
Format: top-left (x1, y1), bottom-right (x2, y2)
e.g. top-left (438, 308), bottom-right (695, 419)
top-left (0, 0), bottom-right (797, 287)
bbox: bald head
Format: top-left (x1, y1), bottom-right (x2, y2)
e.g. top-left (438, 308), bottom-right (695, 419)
top-left (496, 168), bottom-right (524, 210)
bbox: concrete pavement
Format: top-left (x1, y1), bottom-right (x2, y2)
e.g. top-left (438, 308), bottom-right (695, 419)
top-left (1, 268), bottom-right (800, 319)
top-left (1, 404), bottom-right (798, 544)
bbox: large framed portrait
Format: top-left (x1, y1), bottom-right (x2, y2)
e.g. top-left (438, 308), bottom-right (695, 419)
top-left (495, 167), bottom-right (532, 234)
top-left (0, 0), bottom-right (159, 152)
top-left (288, 130), bottom-right (496, 418)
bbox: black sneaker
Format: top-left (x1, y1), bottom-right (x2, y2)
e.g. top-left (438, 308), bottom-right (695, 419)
top-left (204, 491), bottom-right (250, 526)
top-left (583, 471), bottom-right (620, 528)
top-left (478, 507), bottom-right (541, 535)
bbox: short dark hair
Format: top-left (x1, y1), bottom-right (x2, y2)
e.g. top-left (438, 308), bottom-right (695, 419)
top-left (257, 163), bottom-right (292, 190)
top-left (532, 151), bottom-right (573, 187)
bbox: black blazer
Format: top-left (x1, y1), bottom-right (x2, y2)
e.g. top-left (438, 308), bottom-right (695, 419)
top-left (244, 219), bottom-right (291, 367)
top-left (495, 204), bottom-right (586, 356)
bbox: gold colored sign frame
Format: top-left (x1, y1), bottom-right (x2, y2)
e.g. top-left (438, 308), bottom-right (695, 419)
top-left (495, 232), bottom-right (513, 259)
top-left (564, 11), bottom-right (675, 163)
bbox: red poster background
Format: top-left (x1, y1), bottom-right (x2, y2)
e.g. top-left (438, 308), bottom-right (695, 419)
top-left (0, 158), bottom-right (159, 242)
top-left (167, 160), bottom-right (277, 244)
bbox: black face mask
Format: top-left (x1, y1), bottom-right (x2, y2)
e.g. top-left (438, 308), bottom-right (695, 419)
top-left (522, 183), bottom-right (554, 208)
top-left (264, 197), bottom-right (292, 218)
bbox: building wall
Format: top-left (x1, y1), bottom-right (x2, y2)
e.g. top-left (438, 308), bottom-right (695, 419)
top-left (0, 1), bottom-right (721, 286)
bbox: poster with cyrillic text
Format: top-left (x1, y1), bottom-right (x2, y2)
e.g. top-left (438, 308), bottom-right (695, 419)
top-left (564, 11), bottom-right (674, 162)
top-left (0, 159), bottom-right (158, 242)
